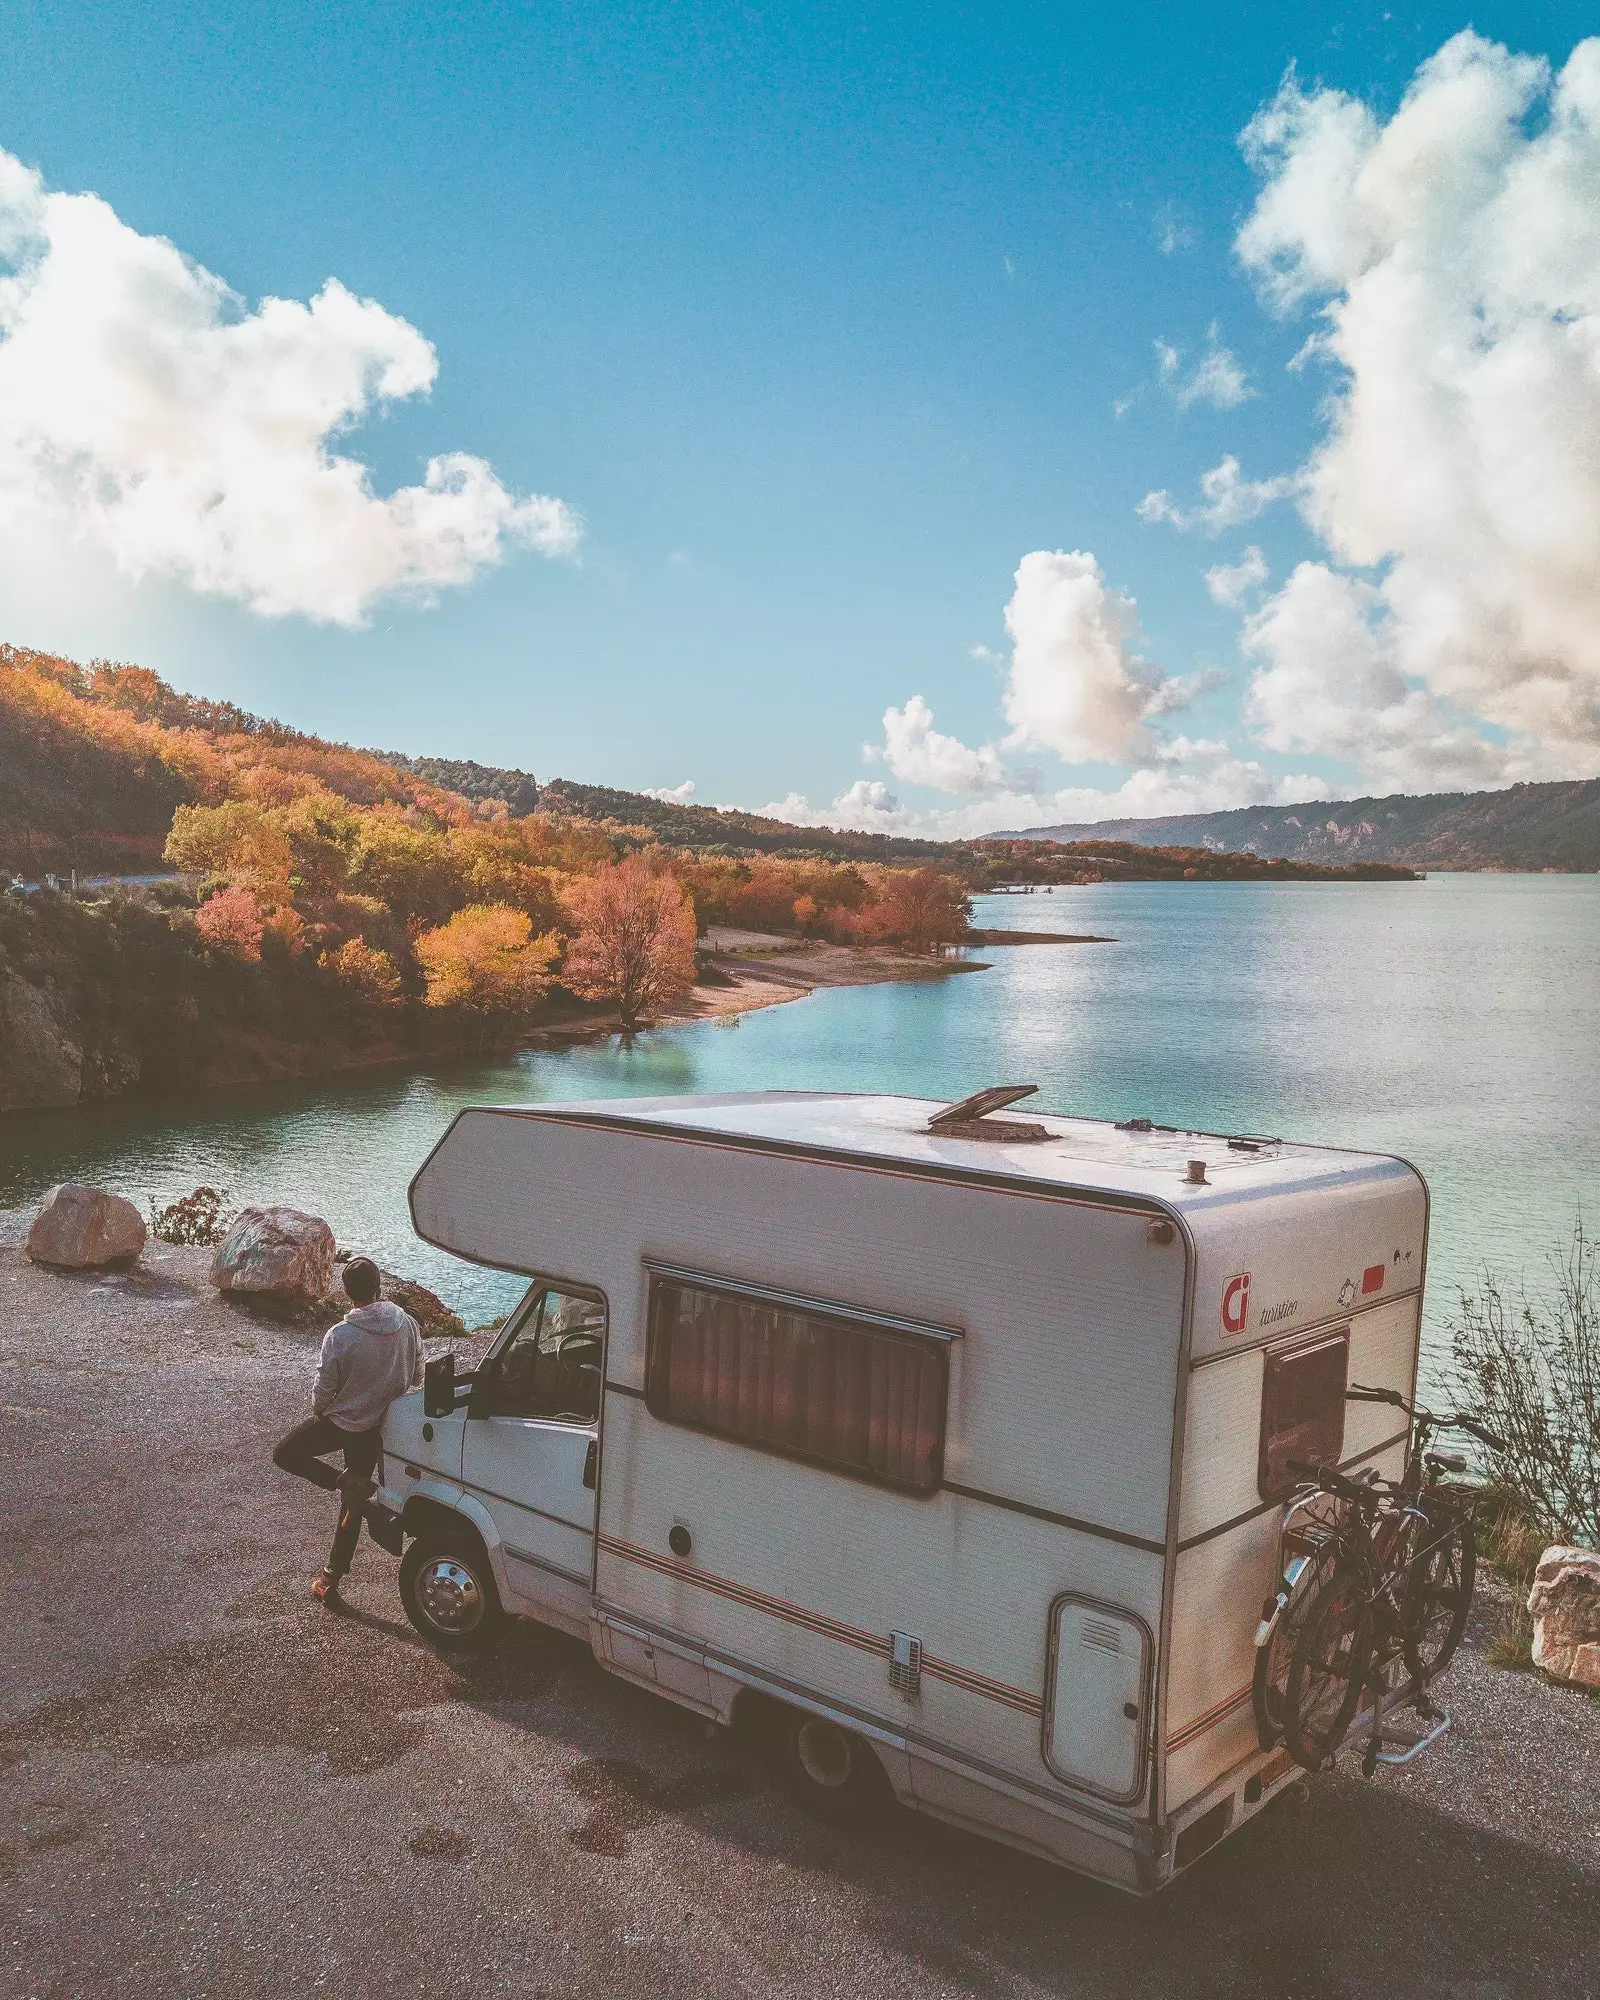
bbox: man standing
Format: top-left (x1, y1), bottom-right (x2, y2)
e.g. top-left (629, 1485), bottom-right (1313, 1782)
top-left (273, 1256), bottom-right (424, 1603)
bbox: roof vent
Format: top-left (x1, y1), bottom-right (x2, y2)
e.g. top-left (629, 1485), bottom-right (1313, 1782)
top-left (927, 1084), bottom-right (1049, 1143)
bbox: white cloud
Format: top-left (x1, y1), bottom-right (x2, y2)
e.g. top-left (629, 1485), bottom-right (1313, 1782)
top-left (760, 737), bottom-right (1333, 841)
top-left (1156, 330), bottom-right (1254, 411)
top-left (1234, 32), bottom-right (1600, 763)
top-left (0, 146), bottom-right (579, 625)
top-left (1138, 455), bottom-right (1298, 534)
top-left (641, 780), bottom-right (696, 804)
top-left (1154, 204), bottom-right (1197, 257)
top-left (871, 695), bottom-right (1007, 794)
top-left (1241, 562), bottom-right (1529, 789)
top-left (1000, 550), bottom-right (1186, 763)
top-left (1205, 545), bottom-right (1269, 607)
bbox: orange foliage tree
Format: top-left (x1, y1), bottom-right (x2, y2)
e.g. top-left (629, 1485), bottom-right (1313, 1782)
top-left (413, 903), bottom-right (561, 1040)
top-left (195, 885), bottom-right (265, 961)
top-left (865, 868), bottom-right (970, 954)
top-left (562, 857), bottom-right (699, 1030)
top-left (326, 937), bottom-right (403, 1004)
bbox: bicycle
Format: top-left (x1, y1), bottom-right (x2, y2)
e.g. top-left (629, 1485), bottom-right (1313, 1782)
top-left (1261, 1386), bottom-right (1502, 1773)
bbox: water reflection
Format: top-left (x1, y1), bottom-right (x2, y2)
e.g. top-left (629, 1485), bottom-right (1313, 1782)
top-left (1, 874), bottom-right (1595, 1374)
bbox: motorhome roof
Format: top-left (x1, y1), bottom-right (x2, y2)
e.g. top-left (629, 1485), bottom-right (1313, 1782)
top-left (487, 1091), bottom-right (1412, 1207)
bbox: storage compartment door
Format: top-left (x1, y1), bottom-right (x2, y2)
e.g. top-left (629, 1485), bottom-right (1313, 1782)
top-left (1043, 1595), bottom-right (1151, 1803)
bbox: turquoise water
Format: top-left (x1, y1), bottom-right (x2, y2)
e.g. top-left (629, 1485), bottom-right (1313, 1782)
top-left (2, 875), bottom-right (1594, 1386)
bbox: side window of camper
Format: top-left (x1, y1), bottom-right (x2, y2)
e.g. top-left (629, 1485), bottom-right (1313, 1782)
top-left (1258, 1329), bottom-right (1349, 1501)
top-left (644, 1276), bottom-right (948, 1493)
top-left (483, 1284), bottom-right (606, 1425)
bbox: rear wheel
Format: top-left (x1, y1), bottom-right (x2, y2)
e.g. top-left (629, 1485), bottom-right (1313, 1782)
top-left (1403, 1502), bottom-right (1475, 1686)
top-left (771, 1707), bottom-right (890, 1824)
top-left (399, 1528), bottom-right (506, 1654)
top-left (1253, 1539), bottom-right (1342, 1748)
top-left (1285, 1565), bottom-right (1373, 1771)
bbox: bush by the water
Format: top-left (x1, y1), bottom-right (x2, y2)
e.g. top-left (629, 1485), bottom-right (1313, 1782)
top-left (150, 1185), bottom-right (235, 1246)
top-left (1448, 1217), bottom-right (1600, 1553)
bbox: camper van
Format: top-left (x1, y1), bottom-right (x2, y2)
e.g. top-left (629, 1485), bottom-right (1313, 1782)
top-left (371, 1086), bottom-right (1428, 1894)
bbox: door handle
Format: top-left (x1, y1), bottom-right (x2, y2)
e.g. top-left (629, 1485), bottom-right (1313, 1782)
top-left (582, 1439), bottom-right (598, 1490)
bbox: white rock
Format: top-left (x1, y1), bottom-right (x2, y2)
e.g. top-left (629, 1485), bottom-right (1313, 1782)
top-left (25, 1184), bottom-right (147, 1268)
top-left (1528, 1544), bottom-right (1600, 1688)
top-left (211, 1206), bottom-right (336, 1299)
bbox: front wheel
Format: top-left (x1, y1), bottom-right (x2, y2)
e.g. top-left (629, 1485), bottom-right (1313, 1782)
top-left (1403, 1502), bottom-right (1476, 1686)
top-left (399, 1528), bottom-right (506, 1654)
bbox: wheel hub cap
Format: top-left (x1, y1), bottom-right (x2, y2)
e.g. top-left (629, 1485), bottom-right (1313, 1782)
top-left (417, 1557), bottom-right (484, 1634)
top-left (796, 1718), bottom-right (853, 1789)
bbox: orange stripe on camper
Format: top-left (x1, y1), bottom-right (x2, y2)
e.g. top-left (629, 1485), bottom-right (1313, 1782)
top-left (596, 1533), bottom-right (1043, 1717)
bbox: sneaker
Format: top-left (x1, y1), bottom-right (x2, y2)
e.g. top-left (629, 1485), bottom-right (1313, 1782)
top-left (311, 1571), bottom-right (341, 1604)
top-left (336, 1473), bottom-right (378, 1506)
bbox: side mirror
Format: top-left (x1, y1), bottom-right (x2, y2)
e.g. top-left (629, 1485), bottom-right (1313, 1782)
top-left (424, 1353), bottom-right (456, 1418)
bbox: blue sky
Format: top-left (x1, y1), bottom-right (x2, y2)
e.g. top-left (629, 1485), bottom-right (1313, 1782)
top-left (3, 2), bottom-right (1599, 831)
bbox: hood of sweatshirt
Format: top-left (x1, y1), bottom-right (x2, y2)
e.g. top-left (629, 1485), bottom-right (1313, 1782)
top-left (341, 1299), bottom-right (416, 1337)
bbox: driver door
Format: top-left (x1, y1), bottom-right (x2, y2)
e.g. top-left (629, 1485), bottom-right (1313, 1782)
top-left (461, 1282), bottom-right (605, 1620)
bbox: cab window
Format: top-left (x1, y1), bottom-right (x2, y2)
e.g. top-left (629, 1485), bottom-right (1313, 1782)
top-left (483, 1284), bottom-right (605, 1424)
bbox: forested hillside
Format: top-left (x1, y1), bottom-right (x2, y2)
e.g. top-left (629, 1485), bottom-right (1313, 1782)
top-left (1012, 780), bottom-right (1600, 871)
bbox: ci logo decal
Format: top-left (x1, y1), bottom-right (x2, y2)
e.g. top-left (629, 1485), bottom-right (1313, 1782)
top-left (1221, 1272), bottom-right (1251, 1336)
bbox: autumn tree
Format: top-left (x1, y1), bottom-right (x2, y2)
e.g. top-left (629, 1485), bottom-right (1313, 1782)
top-left (866, 868), bottom-right (970, 955)
top-left (326, 936), bottom-right (403, 1005)
top-left (195, 885), bottom-right (265, 961)
top-left (562, 857), bottom-right (698, 1030)
top-left (413, 903), bottom-right (560, 1043)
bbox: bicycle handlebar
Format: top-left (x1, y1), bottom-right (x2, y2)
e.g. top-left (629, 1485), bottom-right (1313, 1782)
top-left (1285, 1458), bottom-right (1383, 1506)
top-left (1347, 1383), bottom-right (1408, 1409)
top-left (1346, 1383), bottom-right (1506, 1453)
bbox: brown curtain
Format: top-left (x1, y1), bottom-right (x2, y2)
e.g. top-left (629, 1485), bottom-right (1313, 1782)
top-left (648, 1281), bottom-right (946, 1490)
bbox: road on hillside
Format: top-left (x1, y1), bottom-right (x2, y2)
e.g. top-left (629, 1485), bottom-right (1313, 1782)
top-left (2, 1233), bottom-right (1596, 1999)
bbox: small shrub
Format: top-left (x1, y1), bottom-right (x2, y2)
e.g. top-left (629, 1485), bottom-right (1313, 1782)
top-left (1447, 1217), bottom-right (1600, 1551)
top-left (150, 1185), bottom-right (235, 1246)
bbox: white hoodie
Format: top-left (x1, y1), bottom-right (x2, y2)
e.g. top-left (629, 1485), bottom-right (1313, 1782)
top-left (313, 1299), bottom-right (424, 1432)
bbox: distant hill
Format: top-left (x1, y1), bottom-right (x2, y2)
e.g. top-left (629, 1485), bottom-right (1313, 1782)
top-left (1008, 778), bottom-right (1600, 872)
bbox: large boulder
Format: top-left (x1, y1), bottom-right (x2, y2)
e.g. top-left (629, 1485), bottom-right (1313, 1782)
top-left (26, 1183), bottom-right (147, 1268)
top-left (1529, 1545), bottom-right (1600, 1687)
top-left (211, 1206), bottom-right (336, 1300)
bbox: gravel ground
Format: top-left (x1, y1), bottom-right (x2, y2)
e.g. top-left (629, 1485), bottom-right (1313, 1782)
top-left (1, 1226), bottom-right (1597, 2000)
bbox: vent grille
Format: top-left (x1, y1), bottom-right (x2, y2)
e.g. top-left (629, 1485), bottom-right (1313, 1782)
top-left (889, 1631), bottom-right (922, 1699)
top-left (1081, 1616), bottom-right (1123, 1654)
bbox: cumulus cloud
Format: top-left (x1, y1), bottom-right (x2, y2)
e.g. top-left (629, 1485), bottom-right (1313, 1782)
top-left (761, 736), bottom-right (1331, 841)
top-left (1156, 330), bottom-right (1254, 411)
top-left (0, 146), bottom-right (580, 625)
top-left (999, 550), bottom-right (1189, 763)
top-left (641, 779), bottom-right (697, 804)
top-left (1138, 455), bottom-right (1299, 534)
top-left (1233, 32), bottom-right (1600, 766)
top-left (870, 695), bottom-right (1007, 794)
top-left (1205, 545), bottom-right (1269, 608)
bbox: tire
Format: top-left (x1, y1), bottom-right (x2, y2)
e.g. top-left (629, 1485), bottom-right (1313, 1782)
top-left (1253, 1539), bottom-right (1341, 1749)
top-left (1403, 1501), bottom-right (1476, 1687)
top-left (399, 1528), bottom-right (506, 1654)
top-left (771, 1707), bottom-right (890, 1825)
top-left (1284, 1564), bottom-right (1373, 1771)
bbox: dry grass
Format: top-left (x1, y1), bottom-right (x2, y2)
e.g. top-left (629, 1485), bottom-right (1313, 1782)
top-left (1474, 1481), bottom-right (1547, 1673)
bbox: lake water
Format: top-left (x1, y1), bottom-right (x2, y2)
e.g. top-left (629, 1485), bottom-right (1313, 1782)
top-left (2, 875), bottom-right (1594, 1390)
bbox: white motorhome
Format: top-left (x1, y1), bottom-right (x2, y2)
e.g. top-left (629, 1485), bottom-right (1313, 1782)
top-left (374, 1086), bottom-right (1427, 1893)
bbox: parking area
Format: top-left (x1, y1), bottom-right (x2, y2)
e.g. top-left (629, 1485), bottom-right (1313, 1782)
top-left (2, 1234), bottom-right (1596, 1999)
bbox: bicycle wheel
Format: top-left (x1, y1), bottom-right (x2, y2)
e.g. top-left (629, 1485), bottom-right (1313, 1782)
top-left (1252, 1537), bottom-right (1341, 1748)
top-left (1285, 1564), bottom-right (1373, 1771)
top-left (1403, 1499), bottom-right (1476, 1686)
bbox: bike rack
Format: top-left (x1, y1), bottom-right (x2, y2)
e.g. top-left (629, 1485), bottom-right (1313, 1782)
top-left (1340, 1677), bottom-right (1452, 1771)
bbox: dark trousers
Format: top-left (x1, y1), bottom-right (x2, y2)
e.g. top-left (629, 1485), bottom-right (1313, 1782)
top-left (274, 1415), bottom-right (383, 1581)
